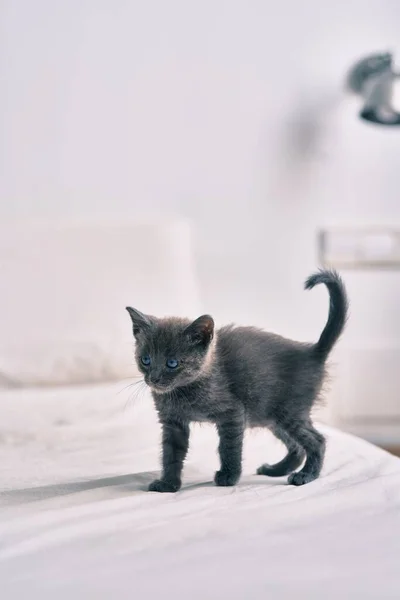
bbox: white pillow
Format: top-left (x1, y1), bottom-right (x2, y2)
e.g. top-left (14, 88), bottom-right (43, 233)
top-left (0, 219), bottom-right (201, 387)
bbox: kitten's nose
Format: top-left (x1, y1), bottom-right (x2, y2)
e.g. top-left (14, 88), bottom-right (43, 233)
top-left (149, 374), bottom-right (162, 385)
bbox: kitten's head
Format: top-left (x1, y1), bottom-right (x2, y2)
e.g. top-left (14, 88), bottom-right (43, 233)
top-left (126, 307), bottom-right (215, 393)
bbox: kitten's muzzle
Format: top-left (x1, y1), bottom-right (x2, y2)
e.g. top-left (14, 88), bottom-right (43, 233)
top-left (147, 375), bottom-right (168, 392)
top-left (148, 374), bottom-right (162, 386)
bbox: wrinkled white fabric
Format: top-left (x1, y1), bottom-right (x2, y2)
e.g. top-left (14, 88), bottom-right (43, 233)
top-left (1, 383), bottom-right (399, 599)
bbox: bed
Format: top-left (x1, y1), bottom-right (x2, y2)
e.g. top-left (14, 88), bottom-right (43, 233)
top-left (1, 382), bottom-right (400, 599)
top-left (1, 220), bottom-right (400, 598)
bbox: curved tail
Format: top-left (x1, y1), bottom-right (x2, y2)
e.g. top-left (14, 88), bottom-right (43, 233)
top-left (306, 269), bottom-right (349, 361)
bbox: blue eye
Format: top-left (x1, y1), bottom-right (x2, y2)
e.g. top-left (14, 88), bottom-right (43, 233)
top-left (141, 355), bottom-right (151, 366)
top-left (166, 358), bottom-right (179, 369)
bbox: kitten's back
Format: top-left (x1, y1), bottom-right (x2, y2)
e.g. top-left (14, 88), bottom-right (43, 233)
top-left (216, 324), bottom-right (313, 373)
top-left (215, 325), bottom-right (323, 422)
top-left (213, 269), bottom-right (347, 414)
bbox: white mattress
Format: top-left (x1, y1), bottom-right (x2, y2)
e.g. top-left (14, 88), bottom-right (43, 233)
top-left (1, 383), bottom-right (400, 599)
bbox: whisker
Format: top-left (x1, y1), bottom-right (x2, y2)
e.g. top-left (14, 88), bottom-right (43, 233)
top-left (116, 379), bottom-right (145, 396)
top-left (124, 381), bottom-right (148, 411)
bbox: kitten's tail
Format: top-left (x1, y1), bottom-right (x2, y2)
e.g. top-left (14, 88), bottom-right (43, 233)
top-left (306, 269), bottom-right (349, 361)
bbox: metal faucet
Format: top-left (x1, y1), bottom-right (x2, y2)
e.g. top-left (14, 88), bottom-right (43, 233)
top-left (346, 52), bottom-right (400, 126)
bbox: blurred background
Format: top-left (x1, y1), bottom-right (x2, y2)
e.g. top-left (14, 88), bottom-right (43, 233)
top-left (1, 0), bottom-right (400, 452)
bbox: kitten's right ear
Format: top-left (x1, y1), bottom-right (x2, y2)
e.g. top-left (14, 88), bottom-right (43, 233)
top-left (125, 307), bottom-right (152, 337)
top-left (185, 314), bottom-right (214, 346)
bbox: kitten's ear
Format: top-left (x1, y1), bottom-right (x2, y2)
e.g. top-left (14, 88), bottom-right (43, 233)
top-left (125, 307), bottom-right (152, 337)
top-left (185, 314), bottom-right (214, 345)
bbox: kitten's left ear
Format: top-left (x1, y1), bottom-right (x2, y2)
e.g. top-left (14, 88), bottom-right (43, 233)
top-left (185, 314), bottom-right (214, 345)
top-left (125, 307), bottom-right (152, 337)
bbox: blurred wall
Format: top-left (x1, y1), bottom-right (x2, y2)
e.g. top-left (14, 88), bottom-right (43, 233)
top-left (1, 0), bottom-right (400, 344)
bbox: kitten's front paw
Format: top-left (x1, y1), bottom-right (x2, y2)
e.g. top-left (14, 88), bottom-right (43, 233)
top-left (148, 479), bottom-right (181, 493)
top-left (288, 472), bottom-right (317, 486)
top-left (214, 470), bottom-right (240, 487)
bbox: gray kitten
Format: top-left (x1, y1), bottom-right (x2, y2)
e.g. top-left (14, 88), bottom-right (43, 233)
top-left (126, 269), bottom-right (348, 492)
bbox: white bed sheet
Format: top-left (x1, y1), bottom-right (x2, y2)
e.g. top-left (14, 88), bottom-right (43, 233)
top-left (1, 383), bottom-right (400, 599)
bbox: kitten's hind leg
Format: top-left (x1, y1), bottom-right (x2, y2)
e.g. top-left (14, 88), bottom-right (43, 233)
top-left (286, 421), bottom-right (326, 486)
top-left (257, 424), bottom-right (305, 477)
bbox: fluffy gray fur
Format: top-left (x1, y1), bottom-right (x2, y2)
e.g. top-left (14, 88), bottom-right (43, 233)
top-left (126, 269), bottom-right (348, 492)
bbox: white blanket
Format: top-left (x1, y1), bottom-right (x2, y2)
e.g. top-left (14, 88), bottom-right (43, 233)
top-left (1, 383), bottom-right (400, 599)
